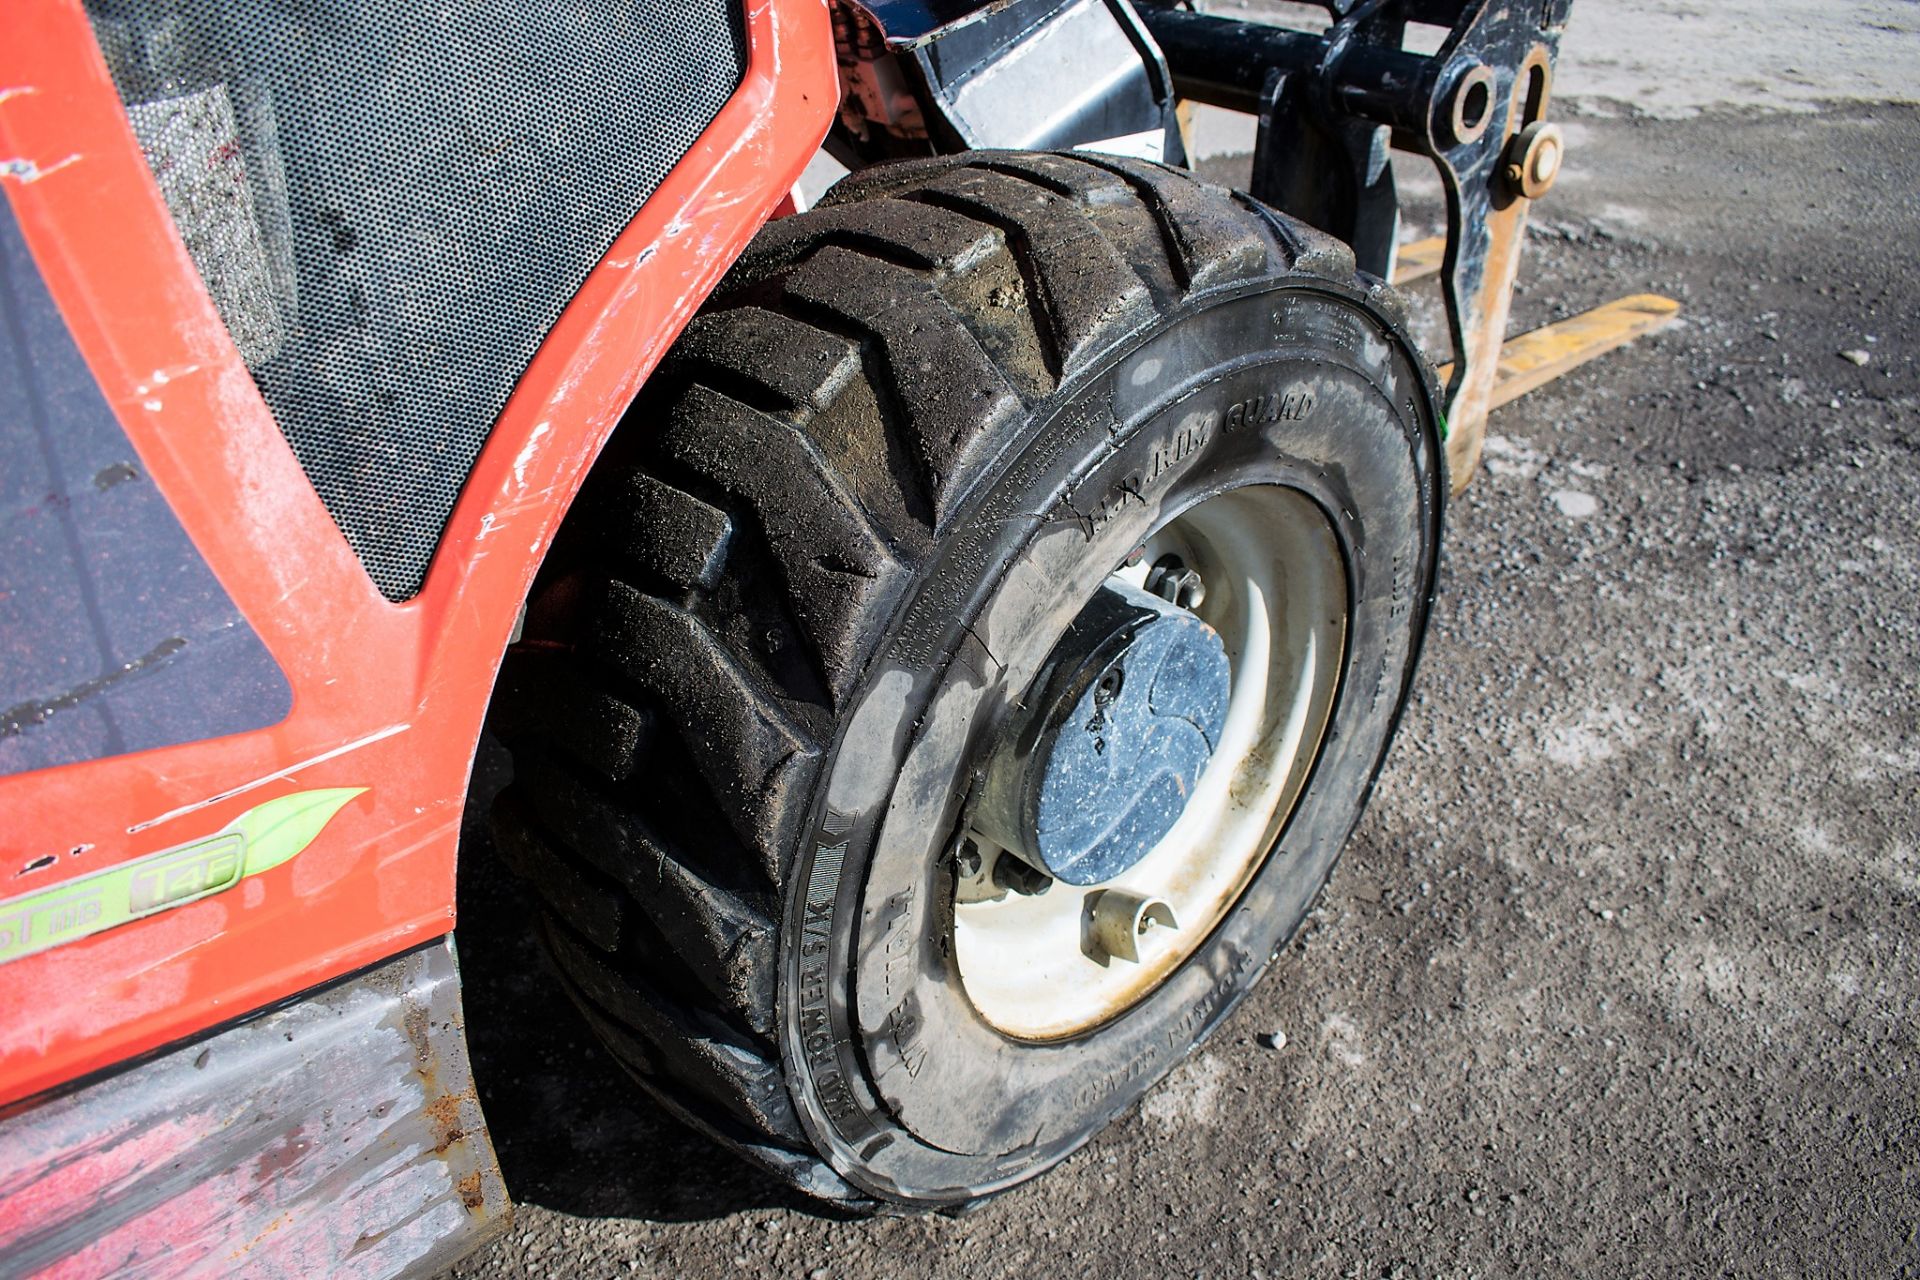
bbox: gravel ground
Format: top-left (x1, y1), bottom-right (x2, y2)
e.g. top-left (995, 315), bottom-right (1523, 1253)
top-left (447, 54), bottom-right (1920, 1280)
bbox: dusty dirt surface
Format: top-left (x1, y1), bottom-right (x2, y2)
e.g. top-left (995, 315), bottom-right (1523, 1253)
top-left (447, 72), bottom-right (1920, 1280)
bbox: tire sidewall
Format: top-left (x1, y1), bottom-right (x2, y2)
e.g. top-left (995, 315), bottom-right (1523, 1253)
top-left (781, 277), bottom-right (1443, 1203)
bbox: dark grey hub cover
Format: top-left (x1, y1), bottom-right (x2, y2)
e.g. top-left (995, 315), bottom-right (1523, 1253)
top-left (977, 579), bottom-right (1231, 886)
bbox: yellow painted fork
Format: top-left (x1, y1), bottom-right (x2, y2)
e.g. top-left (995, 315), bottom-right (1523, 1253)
top-left (1393, 235), bottom-right (1681, 445)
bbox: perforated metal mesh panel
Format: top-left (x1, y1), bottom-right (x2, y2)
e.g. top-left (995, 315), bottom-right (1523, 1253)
top-left (88, 0), bottom-right (748, 600)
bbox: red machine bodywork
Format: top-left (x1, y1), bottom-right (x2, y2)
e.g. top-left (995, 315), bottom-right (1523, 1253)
top-left (0, 0), bottom-right (837, 1107)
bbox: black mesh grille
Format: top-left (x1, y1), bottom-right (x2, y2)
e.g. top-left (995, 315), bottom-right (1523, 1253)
top-left (88, 0), bottom-right (747, 600)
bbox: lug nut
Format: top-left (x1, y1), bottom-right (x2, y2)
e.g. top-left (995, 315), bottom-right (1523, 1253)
top-left (1146, 555), bottom-right (1205, 610)
top-left (992, 852), bottom-right (1053, 897)
top-left (955, 837), bottom-right (1013, 904)
top-left (955, 839), bottom-right (984, 879)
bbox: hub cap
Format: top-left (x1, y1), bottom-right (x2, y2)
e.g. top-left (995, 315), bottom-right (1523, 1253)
top-left (972, 579), bottom-right (1232, 887)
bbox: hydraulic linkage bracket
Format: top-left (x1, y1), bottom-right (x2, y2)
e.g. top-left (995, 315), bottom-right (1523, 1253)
top-left (1139, 0), bottom-right (1577, 490)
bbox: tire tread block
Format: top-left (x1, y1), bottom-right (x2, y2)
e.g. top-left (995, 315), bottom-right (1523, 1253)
top-left (545, 917), bottom-right (799, 1140)
top-left (971, 153), bottom-right (1187, 303)
top-left (662, 307), bottom-right (864, 423)
top-left (513, 748), bottom-right (780, 1036)
top-left (781, 246), bottom-right (1025, 526)
top-left (491, 792), bottom-right (624, 951)
top-left (1244, 197), bottom-right (1358, 280)
top-left (723, 199), bottom-right (1005, 288)
top-left (491, 650), bottom-right (651, 782)
top-left (1072, 155), bottom-right (1276, 292)
top-left (906, 166), bottom-right (1155, 376)
top-left (653, 385), bottom-right (907, 702)
top-left (587, 580), bottom-right (821, 883)
top-left (591, 469), bottom-right (735, 599)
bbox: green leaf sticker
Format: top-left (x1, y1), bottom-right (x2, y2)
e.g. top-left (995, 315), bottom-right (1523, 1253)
top-left (228, 787), bottom-right (367, 877)
top-left (0, 786), bottom-right (366, 967)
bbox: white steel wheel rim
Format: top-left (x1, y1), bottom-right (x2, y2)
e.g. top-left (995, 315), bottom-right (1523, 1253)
top-left (953, 485), bottom-right (1348, 1040)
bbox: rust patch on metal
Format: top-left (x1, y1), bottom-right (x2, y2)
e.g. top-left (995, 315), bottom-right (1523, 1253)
top-left (456, 1171), bottom-right (486, 1212)
top-left (401, 1000), bottom-right (433, 1073)
top-left (422, 1090), bottom-right (473, 1155)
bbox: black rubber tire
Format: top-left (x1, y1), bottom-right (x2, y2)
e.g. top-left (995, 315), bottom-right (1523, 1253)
top-left (488, 151), bottom-right (1444, 1208)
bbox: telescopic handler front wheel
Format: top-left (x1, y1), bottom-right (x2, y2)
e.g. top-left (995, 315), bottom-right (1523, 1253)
top-left (489, 151), bottom-right (1443, 1207)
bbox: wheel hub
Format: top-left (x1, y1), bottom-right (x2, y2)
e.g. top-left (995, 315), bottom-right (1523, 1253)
top-left (974, 578), bottom-right (1231, 886)
top-left (954, 486), bottom-right (1350, 1040)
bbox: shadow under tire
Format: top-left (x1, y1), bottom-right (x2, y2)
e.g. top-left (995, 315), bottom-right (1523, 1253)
top-left (489, 151), bottom-right (1444, 1207)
